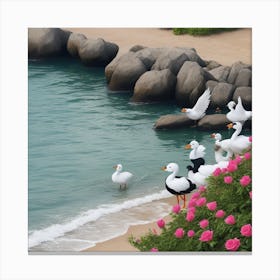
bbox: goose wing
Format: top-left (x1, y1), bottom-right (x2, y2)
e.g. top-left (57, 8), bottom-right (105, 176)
top-left (234, 96), bottom-right (247, 117)
top-left (192, 88), bottom-right (211, 116)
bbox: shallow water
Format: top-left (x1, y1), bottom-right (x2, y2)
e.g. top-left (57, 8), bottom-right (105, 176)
top-left (28, 58), bottom-right (247, 251)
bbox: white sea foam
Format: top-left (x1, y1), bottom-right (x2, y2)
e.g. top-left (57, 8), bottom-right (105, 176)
top-left (28, 190), bottom-right (172, 249)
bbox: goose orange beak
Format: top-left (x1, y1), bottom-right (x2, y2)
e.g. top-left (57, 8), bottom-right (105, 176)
top-left (113, 165), bottom-right (117, 169)
top-left (161, 166), bottom-right (167, 171)
top-left (181, 108), bottom-right (187, 113)
top-left (227, 123), bottom-right (233, 129)
top-left (210, 133), bottom-right (216, 138)
top-left (185, 144), bottom-right (191, 149)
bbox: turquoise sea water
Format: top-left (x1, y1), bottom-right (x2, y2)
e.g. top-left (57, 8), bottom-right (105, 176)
top-left (28, 58), bottom-right (246, 252)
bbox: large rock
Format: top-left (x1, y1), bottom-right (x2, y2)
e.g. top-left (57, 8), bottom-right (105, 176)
top-left (205, 80), bottom-right (218, 92)
top-left (28, 28), bottom-right (71, 58)
top-left (209, 66), bottom-right (231, 82)
top-left (67, 33), bottom-right (87, 57)
top-left (154, 114), bottom-right (194, 129)
top-left (151, 48), bottom-right (190, 75)
top-left (129, 45), bottom-right (146, 52)
top-left (135, 48), bottom-right (162, 69)
top-left (132, 69), bottom-right (176, 102)
top-left (232, 87), bottom-right (252, 110)
top-left (210, 82), bottom-right (235, 108)
top-left (205, 60), bottom-right (221, 70)
top-left (78, 38), bottom-right (119, 66)
top-left (152, 48), bottom-right (206, 75)
top-left (178, 47), bottom-right (206, 67)
top-left (106, 53), bottom-right (147, 91)
top-left (175, 61), bottom-right (215, 106)
top-left (235, 68), bottom-right (252, 87)
top-left (197, 114), bottom-right (230, 130)
top-left (227, 61), bottom-right (251, 84)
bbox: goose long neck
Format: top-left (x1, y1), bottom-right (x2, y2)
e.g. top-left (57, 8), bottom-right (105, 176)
top-left (231, 125), bottom-right (242, 140)
top-left (167, 169), bottom-right (178, 182)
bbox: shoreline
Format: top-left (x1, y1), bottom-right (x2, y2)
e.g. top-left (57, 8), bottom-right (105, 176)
top-left (65, 28), bottom-right (251, 66)
top-left (83, 195), bottom-right (185, 252)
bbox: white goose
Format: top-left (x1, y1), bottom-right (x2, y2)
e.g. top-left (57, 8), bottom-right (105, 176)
top-left (162, 163), bottom-right (196, 208)
top-left (112, 164), bottom-right (133, 189)
top-left (226, 96), bottom-right (252, 124)
top-left (185, 140), bottom-right (206, 173)
top-left (227, 122), bottom-right (251, 155)
top-left (181, 88), bottom-right (211, 120)
top-left (211, 133), bottom-right (233, 161)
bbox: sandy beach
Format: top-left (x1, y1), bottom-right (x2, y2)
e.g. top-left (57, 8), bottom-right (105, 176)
top-left (63, 27), bottom-right (252, 252)
top-left (83, 196), bottom-right (178, 252)
top-left (65, 28), bottom-right (251, 66)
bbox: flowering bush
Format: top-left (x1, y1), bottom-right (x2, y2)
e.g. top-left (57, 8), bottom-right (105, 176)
top-left (129, 151), bottom-right (252, 252)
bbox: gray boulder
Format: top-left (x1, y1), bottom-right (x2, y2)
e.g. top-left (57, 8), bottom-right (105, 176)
top-left (67, 33), bottom-right (87, 57)
top-left (197, 114), bottom-right (230, 130)
top-left (104, 55), bottom-right (122, 84)
top-left (152, 48), bottom-right (206, 75)
top-left (106, 53), bottom-right (147, 91)
top-left (78, 38), bottom-right (119, 66)
top-left (227, 61), bottom-right (251, 84)
top-left (210, 82), bottom-right (235, 108)
top-left (129, 45), bottom-right (146, 52)
top-left (175, 61), bottom-right (215, 106)
top-left (209, 66), bottom-right (231, 82)
top-left (205, 60), bottom-right (221, 70)
top-left (177, 47), bottom-right (206, 67)
top-left (28, 28), bottom-right (71, 58)
top-left (232, 87), bottom-right (252, 110)
top-left (132, 69), bottom-right (176, 102)
top-left (205, 80), bottom-right (218, 92)
top-left (235, 68), bottom-right (252, 87)
top-left (154, 114), bottom-right (194, 129)
top-left (135, 48), bottom-right (162, 69)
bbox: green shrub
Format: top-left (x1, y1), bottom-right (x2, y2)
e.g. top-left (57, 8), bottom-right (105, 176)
top-left (173, 28), bottom-right (238, 36)
top-left (129, 151), bottom-right (252, 252)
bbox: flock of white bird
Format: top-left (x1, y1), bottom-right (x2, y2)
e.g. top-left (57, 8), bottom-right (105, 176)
top-left (112, 88), bottom-right (252, 207)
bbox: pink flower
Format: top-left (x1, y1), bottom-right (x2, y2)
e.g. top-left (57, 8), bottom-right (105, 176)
top-left (186, 211), bottom-right (195, 222)
top-left (224, 176), bottom-right (233, 184)
top-left (225, 238), bottom-right (240, 251)
top-left (191, 192), bottom-right (200, 200)
top-left (199, 230), bottom-right (213, 242)
top-left (225, 215), bottom-right (236, 225)
top-left (199, 219), bottom-right (209, 229)
top-left (213, 167), bottom-right (222, 176)
top-left (215, 210), bottom-right (225, 218)
top-left (174, 228), bottom-right (185, 238)
top-left (234, 155), bottom-right (242, 165)
top-left (241, 224), bottom-right (252, 237)
top-left (188, 206), bottom-right (196, 214)
top-left (206, 201), bottom-right (217, 211)
top-left (244, 152), bottom-right (251, 160)
top-left (227, 163), bottom-right (238, 173)
top-left (240, 175), bottom-right (251, 187)
top-left (157, 219), bottom-right (165, 229)
top-left (221, 168), bottom-right (228, 173)
top-left (198, 186), bottom-right (206, 193)
top-left (187, 230), bottom-right (195, 238)
top-left (196, 197), bottom-right (207, 207)
top-left (172, 204), bottom-right (181, 214)
top-left (249, 191), bottom-right (252, 199)
top-left (249, 136), bottom-right (252, 142)
top-left (188, 199), bottom-right (197, 208)
top-left (150, 247), bottom-right (158, 252)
